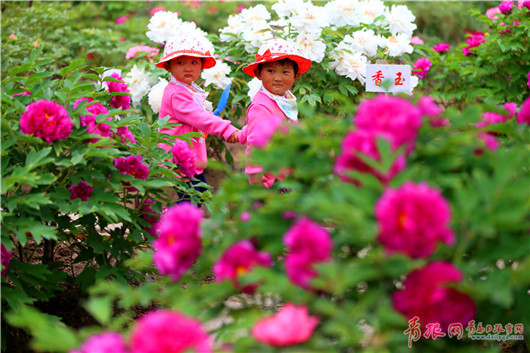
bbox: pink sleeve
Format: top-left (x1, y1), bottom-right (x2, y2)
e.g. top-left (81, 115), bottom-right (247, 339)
top-left (170, 90), bottom-right (238, 141)
top-left (238, 125), bottom-right (248, 144)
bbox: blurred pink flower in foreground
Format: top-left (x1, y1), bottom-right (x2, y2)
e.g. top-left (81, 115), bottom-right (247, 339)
top-left (410, 36), bottom-right (424, 45)
top-left (477, 102), bottom-right (517, 128)
top-left (393, 261), bottom-right (476, 330)
top-left (114, 155), bottom-right (149, 180)
top-left (115, 16), bottom-right (129, 24)
top-left (252, 303), bottom-right (319, 346)
top-left (70, 332), bottom-right (127, 353)
top-left (213, 240), bottom-right (272, 292)
top-left (33, 41), bottom-right (39, 47)
top-left (433, 42), bottom-right (450, 53)
top-left (412, 57), bottom-right (432, 79)
top-left (477, 132), bottom-right (500, 151)
top-left (499, 0), bottom-right (513, 14)
top-left (517, 96), bottom-right (530, 124)
top-left (1, 244), bottom-right (12, 277)
top-left (20, 100), bottom-right (73, 142)
top-left (172, 139), bottom-right (197, 178)
top-left (375, 182), bottom-right (455, 258)
top-left (153, 203), bottom-right (202, 282)
top-left (486, 6), bottom-right (502, 20)
top-left (70, 181), bottom-right (94, 201)
top-left (283, 217), bottom-right (332, 289)
top-left (131, 310), bottom-right (212, 353)
top-left (125, 45), bottom-right (160, 61)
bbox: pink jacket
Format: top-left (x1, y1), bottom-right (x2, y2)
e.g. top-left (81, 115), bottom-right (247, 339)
top-left (239, 91), bottom-right (293, 187)
top-left (159, 82), bottom-right (238, 174)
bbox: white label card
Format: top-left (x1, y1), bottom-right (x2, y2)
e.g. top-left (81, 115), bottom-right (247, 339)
top-left (365, 64), bottom-right (411, 93)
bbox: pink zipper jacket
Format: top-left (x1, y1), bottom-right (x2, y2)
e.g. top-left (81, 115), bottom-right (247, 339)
top-left (238, 91), bottom-right (294, 187)
top-left (159, 82), bottom-right (238, 174)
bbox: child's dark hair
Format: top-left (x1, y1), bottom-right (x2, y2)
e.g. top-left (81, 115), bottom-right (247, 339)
top-left (256, 58), bottom-right (299, 76)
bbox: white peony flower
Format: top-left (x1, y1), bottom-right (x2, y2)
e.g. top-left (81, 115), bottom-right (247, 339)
top-left (380, 33), bottom-right (413, 57)
top-left (357, 0), bottom-right (386, 25)
top-left (347, 29), bottom-right (380, 57)
top-left (178, 22), bottom-right (209, 39)
top-left (219, 14), bottom-right (246, 41)
top-left (272, 0), bottom-right (306, 18)
top-left (247, 77), bottom-right (262, 100)
top-left (146, 11), bottom-right (183, 44)
top-left (240, 4), bottom-right (271, 23)
top-left (289, 2), bottom-right (328, 35)
top-left (383, 5), bottom-right (417, 37)
top-left (242, 22), bottom-right (274, 52)
top-left (330, 44), bottom-right (368, 84)
top-left (201, 61), bottom-right (232, 89)
top-left (148, 78), bottom-right (169, 113)
top-left (296, 32), bottom-right (326, 63)
top-left (124, 65), bottom-right (156, 106)
top-left (324, 0), bottom-right (361, 27)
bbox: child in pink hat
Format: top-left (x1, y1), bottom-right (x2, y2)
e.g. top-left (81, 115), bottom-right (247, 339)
top-left (238, 38), bottom-right (311, 188)
top-left (156, 35), bottom-right (239, 202)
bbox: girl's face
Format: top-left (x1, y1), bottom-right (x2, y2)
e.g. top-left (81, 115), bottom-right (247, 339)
top-left (256, 61), bottom-right (300, 96)
top-left (169, 56), bottom-right (203, 85)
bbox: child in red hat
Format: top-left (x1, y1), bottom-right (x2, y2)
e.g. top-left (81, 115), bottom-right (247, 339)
top-left (238, 38), bottom-right (311, 188)
top-left (156, 35), bottom-right (239, 203)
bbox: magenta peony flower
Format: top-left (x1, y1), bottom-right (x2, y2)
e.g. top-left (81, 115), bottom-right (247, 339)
top-left (462, 33), bottom-right (486, 56)
top-left (334, 129), bottom-right (406, 186)
top-left (1, 244), bottom-right (12, 277)
top-left (433, 43), bottom-right (450, 53)
top-left (70, 181), bottom-right (94, 201)
top-left (20, 100), bottom-right (73, 142)
top-left (410, 36), bottom-right (424, 45)
top-left (137, 198), bottom-right (159, 237)
top-left (150, 6), bottom-right (166, 16)
top-left (527, 71), bottom-right (530, 88)
top-left (115, 16), bottom-right (129, 24)
top-left (115, 126), bottom-right (136, 144)
top-left (283, 217), bottom-right (332, 289)
top-left (11, 91), bottom-right (30, 97)
top-left (486, 6), bottom-right (502, 20)
top-left (252, 303), bottom-right (319, 346)
top-left (516, 96), bottom-right (530, 124)
top-left (70, 332), bottom-right (127, 353)
top-left (131, 310), bottom-right (212, 353)
top-left (213, 240), bottom-right (272, 291)
top-left (114, 155), bottom-right (149, 180)
top-left (477, 111), bottom-right (506, 128)
top-left (477, 132), bottom-right (500, 151)
top-left (153, 203), bottom-right (202, 282)
top-left (412, 57), bottom-right (432, 79)
top-left (125, 45), bottom-right (160, 61)
top-left (523, 0), bottom-right (530, 9)
top-left (106, 73), bottom-right (131, 110)
top-left (375, 182), bottom-right (455, 258)
top-left (499, 0), bottom-right (513, 13)
top-left (392, 261), bottom-right (476, 330)
top-left (74, 97), bottom-right (111, 142)
top-left (241, 211), bottom-right (251, 222)
top-left (172, 139), bottom-right (197, 178)
top-left (354, 94), bottom-right (422, 152)
top-left (418, 96), bottom-right (448, 127)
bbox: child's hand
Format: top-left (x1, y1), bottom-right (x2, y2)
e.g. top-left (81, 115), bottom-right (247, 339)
top-left (227, 131), bottom-right (238, 144)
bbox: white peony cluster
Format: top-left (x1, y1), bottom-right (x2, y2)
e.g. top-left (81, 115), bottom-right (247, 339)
top-left (247, 77), bottom-right (262, 100)
top-left (329, 43), bottom-right (368, 84)
top-left (124, 65), bottom-right (156, 106)
top-left (146, 11), bottom-right (208, 44)
top-left (201, 61), bottom-right (233, 90)
top-left (219, 4), bottom-right (273, 51)
top-left (148, 78), bottom-right (169, 114)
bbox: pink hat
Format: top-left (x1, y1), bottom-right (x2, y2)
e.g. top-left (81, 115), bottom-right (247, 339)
top-left (156, 35), bottom-right (216, 70)
top-left (243, 38), bottom-right (312, 77)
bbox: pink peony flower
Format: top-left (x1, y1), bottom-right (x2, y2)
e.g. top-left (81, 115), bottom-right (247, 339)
top-left (410, 36), bottom-right (424, 45)
top-left (213, 240), bottom-right (272, 292)
top-left (70, 332), bottom-right (127, 353)
top-left (106, 73), bottom-right (131, 110)
top-left (433, 43), bottom-right (450, 53)
top-left (334, 129), bottom-right (406, 186)
top-left (486, 6), bottom-right (502, 20)
top-left (252, 303), bottom-right (319, 346)
top-left (1, 244), bottom-right (12, 277)
top-left (462, 33), bottom-right (486, 56)
top-left (477, 132), bottom-right (500, 151)
top-left (503, 102), bottom-right (517, 118)
top-left (172, 139), bottom-right (197, 178)
top-left (20, 100), bottom-right (73, 142)
top-left (115, 126), bottom-right (136, 144)
top-left (114, 155), bottom-right (149, 179)
top-left (70, 181), bottom-right (94, 201)
top-left (150, 6), bottom-right (166, 16)
top-left (354, 94), bottom-right (422, 152)
top-left (33, 41), bottom-right (39, 47)
top-left (283, 217), bottom-right (332, 289)
top-left (153, 203), bottom-right (202, 281)
top-left (477, 102), bottom-right (516, 129)
top-left (137, 198), bottom-right (159, 237)
top-left (375, 182), bottom-right (455, 258)
top-left (236, 5), bottom-right (246, 13)
top-left (412, 57), bottom-right (432, 79)
top-left (522, 0), bottom-right (530, 9)
top-left (131, 310), bottom-right (212, 353)
top-left (9, 33), bottom-right (16, 39)
top-left (241, 211), bottom-right (251, 222)
top-left (499, 0), bottom-right (513, 13)
top-left (417, 96), bottom-right (448, 126)
top-left (125, 45), bottom-right (160, 61)
top-left (516, 96), bottom-right (530, 124)
top-left (392, 261), bottom-right (476, 330)
top-left (115, 16), bottom-right (129, 24)
top-left (74, 97), bottom-right (111, 143)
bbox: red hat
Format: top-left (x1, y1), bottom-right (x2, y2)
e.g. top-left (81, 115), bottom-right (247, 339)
top-left (156, 35), bottom-right (216, 71)
top-left (243, 38), bottom-right (312, 77)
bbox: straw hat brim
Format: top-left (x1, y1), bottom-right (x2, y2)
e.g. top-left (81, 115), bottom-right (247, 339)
top-left (243, 54), bottom-right (311, 77)
top-left (156, 52), bottom-right (216, 70)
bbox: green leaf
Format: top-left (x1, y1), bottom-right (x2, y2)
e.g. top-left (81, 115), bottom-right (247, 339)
top-left (84, 296), bottom-right (113, 325)
top-left (59, 58), bottom-right (86, 77)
